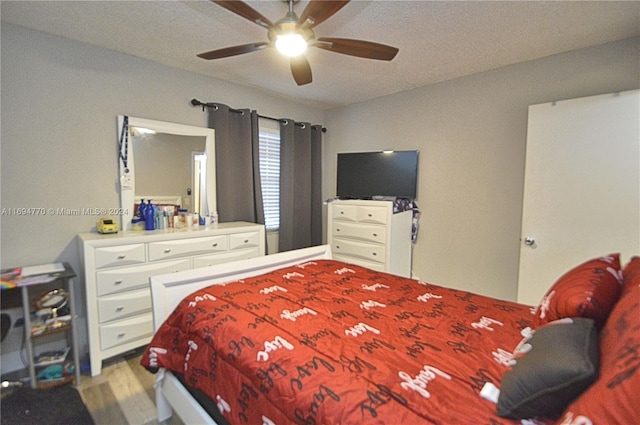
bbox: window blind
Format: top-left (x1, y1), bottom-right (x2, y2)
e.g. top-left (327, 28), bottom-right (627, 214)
top-left (259, 128), bottom-right (280, 230)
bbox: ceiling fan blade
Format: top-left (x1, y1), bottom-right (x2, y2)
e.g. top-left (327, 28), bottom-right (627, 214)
top-left (298, 0), bottom-right (350, 28)
top-left (290, 55), bottom-right (312, 86)
top-left (315, 37), bottom-right (399, 61)
top-left (197, 42), bottom-right (269, 60)
top-left (211, 0), bottom-right (273, 28)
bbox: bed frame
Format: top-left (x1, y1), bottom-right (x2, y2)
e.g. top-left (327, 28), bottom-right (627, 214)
top-left (149, 244), bottom-right (333, 424)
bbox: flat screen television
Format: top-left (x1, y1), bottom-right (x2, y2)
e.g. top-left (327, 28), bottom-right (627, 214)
top-left (336, 150), bottom-right (419, 199)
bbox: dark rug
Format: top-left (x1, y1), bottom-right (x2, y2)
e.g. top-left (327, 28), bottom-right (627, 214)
top-left (1, 385), bottom-right (94, 425)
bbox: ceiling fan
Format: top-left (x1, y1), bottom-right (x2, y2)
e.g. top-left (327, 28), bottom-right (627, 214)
top-left (198, 0), bottom-right (399, 86)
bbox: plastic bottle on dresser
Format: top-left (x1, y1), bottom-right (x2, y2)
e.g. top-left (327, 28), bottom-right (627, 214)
top-left (138, 199), bottom-right (146, 219)
top-left (144, 200), bottom-right (155, 230)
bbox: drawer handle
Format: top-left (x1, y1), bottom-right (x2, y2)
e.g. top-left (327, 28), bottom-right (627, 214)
top-left (115, 306), bottom-right (124, 312)
top-left (372, 233), bottom-right (378, 237)
top-left (368, 213), bottom-right (373, 217)
top-left (114, 280), bottom-right (123, 285)
top-left (212, 243), bottom-right (218, 247)
top-left (117, 255), bottom-right (126, 260)
top-left (244, 239), bottom-right (249, 243)
top-left (336, 245), bottom-right (340, 249)
top-left (117, 332), bottom-right (126, 338)
top-left (164, 248), bottom-right (172, 253)
top-left (336, 228), bottom-right (341, 232)
top-left (340, 211), bottom-right (344, 214)
top-left (372, 252), bottom-right (377, 256)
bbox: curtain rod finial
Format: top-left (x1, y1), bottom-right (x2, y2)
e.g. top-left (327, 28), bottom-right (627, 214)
top-left (190, 98), bottom-right (206, 111)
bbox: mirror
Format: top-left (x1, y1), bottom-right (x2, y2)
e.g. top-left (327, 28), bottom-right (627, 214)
top-left (117, 116), bottom-right (217, 230)
top-left (36, 288), bottom-right (68, 329)
top-left (132, 130), bottom-right (206, 212)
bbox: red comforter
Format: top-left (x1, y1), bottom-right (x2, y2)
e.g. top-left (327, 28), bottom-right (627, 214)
top-left (141, 259), bottom-right (551, 425)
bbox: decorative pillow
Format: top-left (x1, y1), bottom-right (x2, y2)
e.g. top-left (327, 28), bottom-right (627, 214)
top-left (533, 254), bottom-right (622, 329)
top-left (559, 257), bottom-right (640, 424)
top-left (496, 317), bottom-right (599, 420)
top-left (622, 256), bottom-right (640, 291)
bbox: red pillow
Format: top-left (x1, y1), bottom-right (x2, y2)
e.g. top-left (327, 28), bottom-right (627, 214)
top-left (533, 254), bottom-right (622, 329)
top-left (622, 256), bottom-right (640, 291)
top-left (559, 256), bottom-right (640, 424)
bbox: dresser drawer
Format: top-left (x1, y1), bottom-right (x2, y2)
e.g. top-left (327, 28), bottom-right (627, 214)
top-left (357, 206), bottom-right (388, 225)
top-left (100, 313), bottom-right (153, 350)
top-left (331, 238), bottom-right (387, 265)
top-left (193, 247), bottom-right (261, 268)
top-left (96, 259), bottom-right (191, 296)
top-left (98, 288), bottom-right (151, 323)
top-left (332, 221), bottom-right (387, 244)
top-left (95, 244), bottom-right (146, 269)
top-left (229, 231), bottom-right (262, 250)
top-left (331, 203), bottom-right (358, 222)
top-left (148, 236), bottom-right (228, 261)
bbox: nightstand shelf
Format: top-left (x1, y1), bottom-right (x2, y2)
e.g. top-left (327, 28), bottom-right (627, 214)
top-left (11, 262), bottom-right (81, 388)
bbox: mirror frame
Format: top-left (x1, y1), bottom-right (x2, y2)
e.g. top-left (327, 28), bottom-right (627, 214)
top-left (36, 288), bottom-right (69, 309)
top-left (117, 115), bottom-right (217, 230)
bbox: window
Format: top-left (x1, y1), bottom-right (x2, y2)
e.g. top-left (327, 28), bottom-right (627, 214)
top-left (258, 123), bottom-right (280, 231)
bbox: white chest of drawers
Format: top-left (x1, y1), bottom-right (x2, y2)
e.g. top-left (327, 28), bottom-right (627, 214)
top-left (328, 200), bottom-right (413, 277)
top-left (79, 222), bottom-right (265, 376)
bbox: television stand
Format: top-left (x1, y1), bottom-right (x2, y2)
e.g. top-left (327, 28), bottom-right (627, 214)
top-left (327, 199), bottom-right (413, 278)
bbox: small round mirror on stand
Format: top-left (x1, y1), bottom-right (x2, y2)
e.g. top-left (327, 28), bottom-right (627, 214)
top-left (35, 289), bottom-right (69, 329)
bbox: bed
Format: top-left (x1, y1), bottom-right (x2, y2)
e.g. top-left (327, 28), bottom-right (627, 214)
top-left (141, 245), bottom-right (639, 424)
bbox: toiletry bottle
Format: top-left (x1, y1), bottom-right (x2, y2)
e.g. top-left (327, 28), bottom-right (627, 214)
top-left (155, 206), bottom-right (162, 229)
top-left (178, 208), bottom-right (188, 228)
top-left (138, 198), bottom-right (146, 218)
top-left (145, 200), bottom-right (155, 230)
top-left (165, 207), bottom-right (174, 228)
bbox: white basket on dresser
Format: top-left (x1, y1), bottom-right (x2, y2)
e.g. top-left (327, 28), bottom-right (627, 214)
top-left (78, 222), bottom-right (265, 376)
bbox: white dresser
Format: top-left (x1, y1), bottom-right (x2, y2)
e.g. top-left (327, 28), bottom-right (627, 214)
top-left (78, 222), bottom-right (265, 376)
top-left (327, 200), bottom-right (413, 277)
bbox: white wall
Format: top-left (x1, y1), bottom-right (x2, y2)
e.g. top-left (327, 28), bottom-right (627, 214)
top-left (0, 23), bottom-right (324, 365)
top-left (324, 37), bottom-right (640, 301)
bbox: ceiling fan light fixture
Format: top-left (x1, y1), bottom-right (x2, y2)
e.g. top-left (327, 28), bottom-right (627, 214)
top-left (275, 33), bottom-right (307, 57)
top-left (202, 0), bottom-right (398, 86)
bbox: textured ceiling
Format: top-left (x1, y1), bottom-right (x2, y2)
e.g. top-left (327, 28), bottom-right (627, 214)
top-left (2, 1), bottom-right (639, 109)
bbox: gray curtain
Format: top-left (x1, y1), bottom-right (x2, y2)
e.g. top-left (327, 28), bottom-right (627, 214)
top-left (207, 104), bottom-right (264, 225)
top-left (279, 119), bottom-right (323, 252)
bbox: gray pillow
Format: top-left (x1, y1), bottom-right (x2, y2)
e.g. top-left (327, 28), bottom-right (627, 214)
top-left (497, 317), bottom-right (599, 419)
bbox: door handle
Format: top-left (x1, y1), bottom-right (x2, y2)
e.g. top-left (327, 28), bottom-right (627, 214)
top-left (524, 237), bottom-right (536, 246)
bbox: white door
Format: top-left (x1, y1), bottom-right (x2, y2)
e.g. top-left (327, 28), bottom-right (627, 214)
top-left (517, 90), bottom-right (640, 306)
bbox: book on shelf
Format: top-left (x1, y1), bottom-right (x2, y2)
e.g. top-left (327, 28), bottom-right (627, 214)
top-left (1, 262), bottom-right (64, 289)
top-left (21, 263), bottom-right (65, 277)
top-left (1, 267), bottom-right (22, 290)
top-left (34, 347), bottom-right (70, 367)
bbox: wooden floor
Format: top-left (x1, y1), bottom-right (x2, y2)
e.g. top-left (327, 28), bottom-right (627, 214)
top-left (77, 347), bottom-right (183, 425)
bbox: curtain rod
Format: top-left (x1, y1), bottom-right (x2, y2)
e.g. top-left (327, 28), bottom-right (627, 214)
top-left (190, 98), bottom-right (326, 133)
